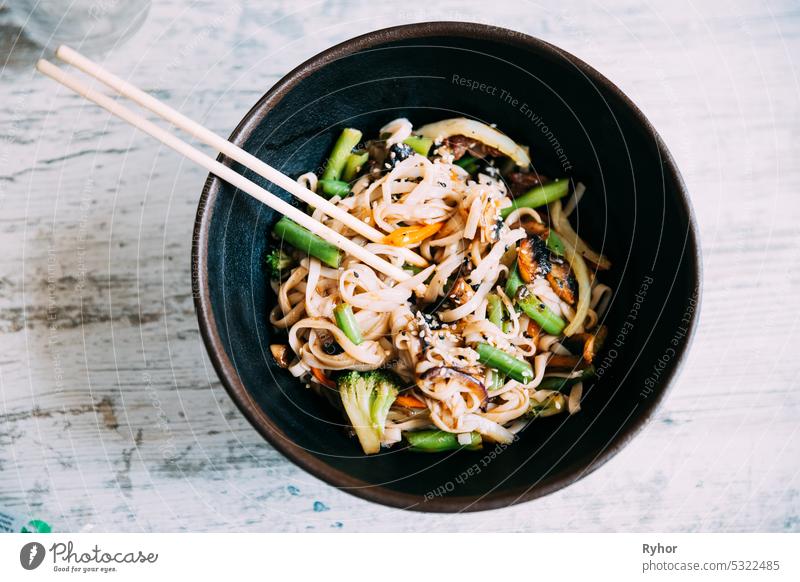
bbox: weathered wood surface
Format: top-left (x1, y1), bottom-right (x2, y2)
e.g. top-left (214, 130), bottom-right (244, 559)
top-left (0, 0), bottom-right (798, 532)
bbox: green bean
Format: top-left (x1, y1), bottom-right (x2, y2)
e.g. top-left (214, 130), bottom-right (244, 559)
top-left (341, 151), bottom-right (369, 182)
top-left (318, 178), bottom-right (351, 198)
top-left (475, 342), bottom-right (533, 384)
top-left (487, 293), bottom-right (504, 329)
top-left (405, 430), bottom-right (481, 452)
top-left (322, 128), bottom-right (362, 181)
top-left (528, 393), bottom-right (566, 418)
top-left (500, 179), bottom-right (570, 219)
top-left (536, 366), bottom-right (596, 392)
top-left (273, 217), bottom-right (341, 268)
top-left (403, 135), bottom-right (433, 156)
top-left (455, 155), bottom-right (479, 174)
top-left (546, 231), bottom-right (565, 255)
top-left (487, 369), bottom-right (506, 391)
top-left (504, 262), bottom-right (525, 299)
top-left (516, 289), bottom-right (567, 336)
top-left (333, 303), bottom-right (363, 345)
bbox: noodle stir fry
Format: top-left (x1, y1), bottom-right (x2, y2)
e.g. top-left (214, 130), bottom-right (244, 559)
top-left (268, 118), bottom-right (612, 454)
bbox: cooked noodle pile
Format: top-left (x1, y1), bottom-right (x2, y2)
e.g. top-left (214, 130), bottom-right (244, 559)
top-left (268, 117), bottom-right (612, 454)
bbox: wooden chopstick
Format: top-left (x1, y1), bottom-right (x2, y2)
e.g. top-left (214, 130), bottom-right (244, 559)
top-left (35, 58), bottom-right (412, 283)
top-left (53, 45), bottom-right (428, 269)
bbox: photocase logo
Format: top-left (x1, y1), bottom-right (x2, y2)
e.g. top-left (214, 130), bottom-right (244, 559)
top-left (20, 542), bottom-right (46, 570)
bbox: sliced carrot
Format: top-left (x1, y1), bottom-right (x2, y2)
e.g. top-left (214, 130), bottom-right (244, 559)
top-left (381, 222), bottom-right (444, 247)
top-left (395, 394), bottom-right (427, 409)
top-left (310, 367), bottom-right (336, 389)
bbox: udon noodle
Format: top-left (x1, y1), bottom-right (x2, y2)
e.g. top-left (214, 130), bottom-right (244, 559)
top-left (267, 117), bottom-right (612, 454)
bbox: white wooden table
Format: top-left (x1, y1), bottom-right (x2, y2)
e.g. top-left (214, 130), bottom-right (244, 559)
top-left (1, 0), bottom-right (798, 532)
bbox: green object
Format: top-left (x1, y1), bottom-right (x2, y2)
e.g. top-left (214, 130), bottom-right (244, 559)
top-left (500, 179), bottom-right (570, 219)
top-left (403, 263), bottom-right (424, 275)
top-left (475, 342), bottom-right (533, 384)
top-left (338, 370), bottom-right (400, 455)
top-left (334, 303), bottom-right (363, 345)
top-left (273, 217), bottom-right (341, 268)
top-left (264, 247), bottom-right (294, 279)
top-left (527, 393), bottom-right (566, 418)
top-left (536, 366), bottom-right (596, 393)
top-left (485, 297), bottom-right (512, 387)
top-left (318, 178), bottom-right (351, 198)
top-left (455, 155), bottom-right (479, 174)
top-left (487, 369), bottom-right (505, 391)
top-left (487, 293), bottom-right (504, 329)
top-left (516, 289), bottom-right (567, 336)
top-left (342, 151), bottom-right (369, 181)
top-left (405, 430), bottom-right (482, 452)
top-left (403, 135), bottom-right (433, 156)
top-left (0, 509), bottom-right (52, 533)
top-left (322, 128), bottom-right (362, 181)
top-left (546, 231), bottom-right (565, 255)
top-left (504, 262), bottom-right (525, 299)
top-left (21, 519), bottom-right (51, 533)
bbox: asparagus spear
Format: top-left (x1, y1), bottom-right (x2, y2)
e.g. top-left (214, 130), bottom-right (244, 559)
top-left (273, 217), bottom-right (341, 268)
top-left (333, 303), bottom-right (363, 345)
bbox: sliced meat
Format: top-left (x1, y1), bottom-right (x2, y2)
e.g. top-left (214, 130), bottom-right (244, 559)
top-left (547, 354), bottom-right (589, 370)
top-left (517, 236), bottom-right (551, 283)
top-left (447, 277), bottom-right (475, 307)
top-left (547, 258), bottom-right (578, 305)
top-left (520, 217), bottom-right (550, 238)
top-left (442, 135), bottom-right (505, 161)
top-left (507, 172), bottom-right (550, 196)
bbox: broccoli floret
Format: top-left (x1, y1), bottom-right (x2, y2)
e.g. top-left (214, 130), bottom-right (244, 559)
top-left (264, 247), bottom-right (293, 279)
top-left (337, 370), bottom-right (400, 454)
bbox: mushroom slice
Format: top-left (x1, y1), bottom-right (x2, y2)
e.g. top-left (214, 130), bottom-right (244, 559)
top-left (563, 326), bottom-right (609, 364)
top-left (270, 344), bottom-right (291, 368)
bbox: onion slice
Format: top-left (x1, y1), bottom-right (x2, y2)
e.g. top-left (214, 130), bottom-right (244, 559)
top-left (568, 382), bottom-right (583, 414)
top-left (550, 200), bottom-right (611, 270)
top-left (417, 118), bottom-right (531, 167)
top-left (559, 234), bottom-right (592, 336)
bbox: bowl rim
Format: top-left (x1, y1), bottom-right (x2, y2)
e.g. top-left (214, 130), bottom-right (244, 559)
top-left (192, 21), bottom-right (702, 513)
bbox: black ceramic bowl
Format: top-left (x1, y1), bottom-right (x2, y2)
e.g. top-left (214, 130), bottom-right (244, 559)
top-left (193, 22), bottom-right (701, 512)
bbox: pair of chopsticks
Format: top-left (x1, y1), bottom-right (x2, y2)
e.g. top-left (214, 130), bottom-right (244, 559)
top-left (36, 47), bottom-right (429, 283)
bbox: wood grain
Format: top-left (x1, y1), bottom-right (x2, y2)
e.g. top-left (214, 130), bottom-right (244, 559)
top-left (0, 0), bottom-right (798, 532)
